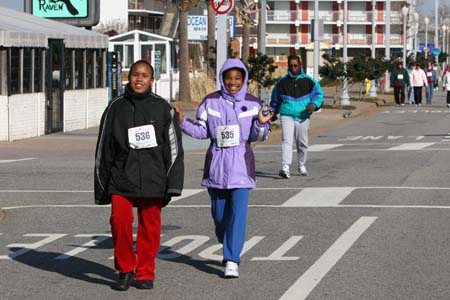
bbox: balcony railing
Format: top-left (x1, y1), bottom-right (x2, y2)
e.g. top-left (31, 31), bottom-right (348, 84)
top-left (264, 33), bottom-right (403, 46)
top-left (262, 10), bottom-right (402, 23)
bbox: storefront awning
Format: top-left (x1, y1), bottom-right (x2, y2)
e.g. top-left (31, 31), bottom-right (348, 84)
top-left (0, 6), bottom-right (108, 49)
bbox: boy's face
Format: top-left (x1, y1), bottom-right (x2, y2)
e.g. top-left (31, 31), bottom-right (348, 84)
top-left (223, 69), bottom-right (243, 95)
top-left (129, 63), bottom-right (154, 94)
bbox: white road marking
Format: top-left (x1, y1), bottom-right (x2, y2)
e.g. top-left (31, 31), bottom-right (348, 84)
top-left (198, 236), bottom-right (265, 261)
top-left (0, 158), bottom-right (35, 164)
top-left (278, 216), bottom-right (377, 300)
top-left (281, 188), bottom-right (355, 207)
top-left (252, 236), bottom-right (303, 261)
top-left (0, 234), bottom-right (67, 259)
top-left (171, 189), bottom-right (204, 202)
top-left (387, 143), bottom-right (435, 150)
top-left (308, 144), bottom-right (344, 151)
top-left (55, 234), bottom-right (111, 260)
top-left (4, 187), bottom-right (450, 210)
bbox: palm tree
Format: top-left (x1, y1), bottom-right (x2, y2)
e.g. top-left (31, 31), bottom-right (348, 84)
top-left (177, 0), bottom-right (199, 102)
top-left (235, 0), bottom-right (257, 63)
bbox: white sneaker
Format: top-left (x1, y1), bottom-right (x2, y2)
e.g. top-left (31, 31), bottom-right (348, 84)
top-left (279, 165), bottom-right (290, 179)
top-left (224, 261), bottom-right (239, 278)
top-left (447, 104), bottom-right (450, 108)
top-left (299, 165), bottom-right (308, 176)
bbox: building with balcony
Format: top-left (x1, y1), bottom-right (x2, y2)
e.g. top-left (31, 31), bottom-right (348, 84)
top-left (243, 0), bottom-right (409, 74)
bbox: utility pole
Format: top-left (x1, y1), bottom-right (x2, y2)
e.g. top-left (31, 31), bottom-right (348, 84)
top-left (340, 0), bottom-right (350, 105)
top-left (258, 0), bottom-right (266, 54)
top-left (313, 0), bottom-right (319, 79)
top-left (369, 0), bottom-right (377, 97)
top-left (384, 0), bottom-right (391, 93)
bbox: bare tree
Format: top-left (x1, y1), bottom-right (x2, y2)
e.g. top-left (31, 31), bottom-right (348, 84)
top-left (235, 0), bottom-right (257, 63)
top-left (177, 0), bottom-right (200, 102)
top-left (207, 0), bottom-right (216, 79)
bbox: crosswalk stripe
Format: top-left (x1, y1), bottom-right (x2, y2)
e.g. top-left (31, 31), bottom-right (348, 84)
top-left (281, 187), bottom-right (355, 207)
top-left (387, 143), bottom-right (434, 150)
top-left (308, 144), bottom-right (344, 151)
top-left (171, 189), bottom-right (204, 202)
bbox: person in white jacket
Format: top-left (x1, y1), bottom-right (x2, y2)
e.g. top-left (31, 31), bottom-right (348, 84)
top-left (410, 63), bottom-right (428, 107)
top-left (443, 70), bottom-right (450, 108)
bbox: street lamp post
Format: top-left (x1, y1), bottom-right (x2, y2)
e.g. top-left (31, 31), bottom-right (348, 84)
top-left (443, 24), bottom-right (447, 67)
top-left (384, 0), bottom-right (391, 93)
top-left (340, 0), bottom-right (350, 105)
top-left (435, 0), bottom-right (439, 63)
top-left (368, 0), bottom-right (377, 97)
top-left (424, 16), bottom-right (430, 59)
top-left (402, 6), bottom-right (409, 65)
top-left (413, 12), bottom-right (419, 61)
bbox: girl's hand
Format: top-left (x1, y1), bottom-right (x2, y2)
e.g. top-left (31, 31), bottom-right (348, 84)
top-left (173, 105), bottom-right (184, 124)
top-left (258, 106), bottom-right (273, 124)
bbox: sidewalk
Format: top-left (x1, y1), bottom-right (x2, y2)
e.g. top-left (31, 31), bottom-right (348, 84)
top-left (0, 88), bottom-right (394, 152)
top-left (174, 86), bottom-right (394, 148)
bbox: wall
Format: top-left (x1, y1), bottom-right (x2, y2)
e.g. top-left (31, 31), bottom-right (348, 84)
top-left (7, 93), bottom-right (45, 141)
top-left (0, 96), bottom-right (8, 140)
top-left (64, 89), bottom-right (108, 131)
top-left (0, 88), bottom-right (108, 142)
top-left (152, 71), bottom-right (180, 102)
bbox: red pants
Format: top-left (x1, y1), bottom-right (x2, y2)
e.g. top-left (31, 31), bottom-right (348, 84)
top-left (110, 194), bottom-right (161, 281)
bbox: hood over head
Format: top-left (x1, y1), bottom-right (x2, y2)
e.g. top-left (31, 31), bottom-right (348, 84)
top-left (218, 58), bottom-right (248, 102)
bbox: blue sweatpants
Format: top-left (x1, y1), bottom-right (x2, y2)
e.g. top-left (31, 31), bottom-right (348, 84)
top-left (207, 188), bottom-right (249, 264)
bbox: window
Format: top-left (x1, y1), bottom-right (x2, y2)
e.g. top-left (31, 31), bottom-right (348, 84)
top-left (86, 49), bottom-right (94, 89)
top-left (23, 48), bottom-right (32, 93)
top-left (74, 49), bottom-right (84, 89)
top-left (34, 48), bottom-right (42, 93)
top-left (65, 49), bottom-right (73, 90)
top-left (95, 49), bottom-right (104, 88)
top-left (9, 48), bottom-right (20, 95)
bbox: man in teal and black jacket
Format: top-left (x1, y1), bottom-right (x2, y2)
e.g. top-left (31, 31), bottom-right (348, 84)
top-left (270, 55), bottom-right (324, 179)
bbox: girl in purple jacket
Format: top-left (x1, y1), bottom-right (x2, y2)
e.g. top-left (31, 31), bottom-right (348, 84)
top-left (175, 58), bottom-right (272, 278)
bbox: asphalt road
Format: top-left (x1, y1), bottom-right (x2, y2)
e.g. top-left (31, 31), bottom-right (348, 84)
top-left (1, 89), bottom-right (450, 300)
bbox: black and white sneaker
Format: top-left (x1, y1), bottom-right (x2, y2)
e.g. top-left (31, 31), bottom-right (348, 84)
top-left (278, 166), bottom-right (290, 179)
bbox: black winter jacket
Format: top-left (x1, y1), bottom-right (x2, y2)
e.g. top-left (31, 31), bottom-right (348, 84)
top-left (94, 84), bottom-right (184, 206)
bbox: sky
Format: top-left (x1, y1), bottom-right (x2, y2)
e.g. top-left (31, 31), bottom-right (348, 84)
top-left (0, 0), bottom-right (22, 10)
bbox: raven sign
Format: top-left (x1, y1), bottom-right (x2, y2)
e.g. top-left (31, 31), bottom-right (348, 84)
top-left (49, 0), bottom-right (79, 16)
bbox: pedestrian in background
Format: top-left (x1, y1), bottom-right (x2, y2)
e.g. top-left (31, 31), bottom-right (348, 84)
top-left (95, 60), bottom-right (184, 291)
top-left (175, 58), bottom-right (271, 278)
top-left (410, 63), bottom-right (428, 107)
top-left (425, 62), bottom-right (436, 105)
top-left (270, 55), bottom-right (324, 178)
top-left (433, 62), bottom-right (440, 91)
top-left (390, 61), bottom-right (410, 107)
top-left (407, 63), bottom-right (415, 104)
top-left (443, 67), bottom-right (450, 108)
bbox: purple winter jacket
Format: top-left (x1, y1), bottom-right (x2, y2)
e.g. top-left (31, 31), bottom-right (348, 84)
top-left (180, 58), bottom-right (270, 189)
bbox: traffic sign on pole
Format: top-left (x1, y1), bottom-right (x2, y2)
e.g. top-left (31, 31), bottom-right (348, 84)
top-left (211, 0), bottom-right (234, 15)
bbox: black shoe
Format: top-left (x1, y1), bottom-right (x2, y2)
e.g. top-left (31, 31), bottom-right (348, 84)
top-left (111, 272), bottom-right (134, 291)
top-left (135, 280), bottom-right (154, 289)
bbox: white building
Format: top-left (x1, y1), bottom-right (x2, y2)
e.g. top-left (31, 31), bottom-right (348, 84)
top-left (245, 0), bottom-right (409, 71)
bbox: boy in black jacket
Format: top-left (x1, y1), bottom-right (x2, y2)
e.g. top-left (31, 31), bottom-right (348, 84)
top-left (95, 60), bottom-right (184, 291)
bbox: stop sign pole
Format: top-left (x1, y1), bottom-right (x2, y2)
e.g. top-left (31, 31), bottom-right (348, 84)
top-left (211, 0), bottom-right (234, 89)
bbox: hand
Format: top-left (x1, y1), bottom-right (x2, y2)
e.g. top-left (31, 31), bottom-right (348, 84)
top-left (306, 103), bottom-right (316, 114)
top-left (173, 105), bottom-right (184, 124)
top-left (258, 106), bottom-right (274, 124)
